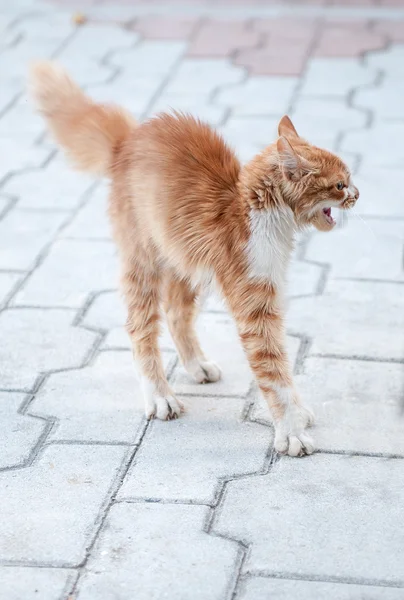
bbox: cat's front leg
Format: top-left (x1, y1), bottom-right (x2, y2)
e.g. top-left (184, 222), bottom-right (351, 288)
top-left (222, 277), bottom-right (314, 457)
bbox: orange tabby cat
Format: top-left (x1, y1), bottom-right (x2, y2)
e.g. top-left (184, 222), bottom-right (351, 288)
top-left (30, 62), bottom-right (359, 457)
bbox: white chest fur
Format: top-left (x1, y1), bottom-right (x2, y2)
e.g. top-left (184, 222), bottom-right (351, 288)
top-left (246, 206), bottom-right (296, 288)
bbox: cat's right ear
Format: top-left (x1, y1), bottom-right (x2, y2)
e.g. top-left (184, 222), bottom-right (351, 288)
top-left (278, 115), bottom-right (299, 139)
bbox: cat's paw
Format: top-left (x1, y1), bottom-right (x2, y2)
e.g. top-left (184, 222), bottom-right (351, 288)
top-left (145, 393), bottom-right (184, 420)
top-left (141, 378), bottom-right (184, 420)
top-left (185, 359), bottom-right (222, 384)
top-left (274, 404), bottom-right (315, 457)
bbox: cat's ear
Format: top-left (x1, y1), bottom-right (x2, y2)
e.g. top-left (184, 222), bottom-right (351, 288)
top-left (278, 115), bottom-right (299, 139)
top-left (277, 136), bottom-right (311, 181)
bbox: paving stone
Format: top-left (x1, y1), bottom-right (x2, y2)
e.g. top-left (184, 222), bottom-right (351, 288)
top-left (32, 350), bottom-right (174, 443)
top-left (300, 58), bottom-right (376, 98)
top-left (288, 259), bottom-right (323, 298)
top-left (14, 239), bottom-right (118, 308)
top-left (0, 308), bottom-right (96, 391)
top-left (0, 566), bottom-right (75, 600)
top-left (130, 16), bottom-right (198, 40)
top-left (0, 139), bottom-right (52, 182)
top-left (252, 358), bottom-right (404, 455)
top-left (57, 24), bottom-right (136, 87)
top-left (188, 20), bottom-right (259, 58)
top-left (374, 21), bottom-right (404, 43)
top-left (77, 503), bottom-right (238, 600)
top-left (164, 58), bottom-right (243, 95)
top-left (83, 290), bottom-right (126, 331)
top-left (0, 96), bottom-right (43, 143)
top-left (171, 313), bottom-right (252, 397)
top-left (291, 98), bottom-right (366, 151)
top-left (214, 454), bottom-right (404, 582)
top-left (118, 396), bottom-right (269, 503)
top-left (353, 168), bottom-right (404, 217)
top-left (0, 444), bottom-right (125, 564)
top-left (0, 272), bottom-right (20, 306)
top-left (111, 40), bottom-right (186, 78)
top-left (0, 13), bottom-right (74, 88)
top-left (287, 280), bottom-right (404, 360)
top-left (0, 392), bottom-right (45, 469)
top-left (305, 218), bottom-right (404, 281)
top-left (220, 116), bottom-right (279, 163)
top-left (62, 184), bottom-right (110, 239)
top-left (216, 76), bottom-right (298, 116)
top-left (90, 73), bottom-right (159, 120)
top-left (365, 44), bottom-right (404, 79)
top-left (237, 577), bottom-right (404, 600)
top-left (151, 93), bottom-right (227, 126)
top-left (4, 158), bottom-right (95, 210)
top-left (314, 23), bottom-right (384, 58)
top-left (173, 313), bottom-right (301, 397)
top-left (342, 123), bottom-right (404, 169)
top-left (0, 209), bottom-right (66, 271)
top-left (355, 80), bottom-right (404, 120)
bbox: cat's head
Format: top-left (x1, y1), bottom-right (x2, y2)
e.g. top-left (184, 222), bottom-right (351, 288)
top-left (274, 116), bottom-right (359, 232)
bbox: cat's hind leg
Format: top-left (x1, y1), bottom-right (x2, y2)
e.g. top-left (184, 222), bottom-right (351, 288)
top-left (163, 273), bottom-right (221, 384)
top-left (122, 260), bottom-right (183, 420)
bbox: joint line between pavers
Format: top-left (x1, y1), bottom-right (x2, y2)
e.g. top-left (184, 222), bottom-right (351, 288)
top-left (242, 569), bottom-right (404, 589)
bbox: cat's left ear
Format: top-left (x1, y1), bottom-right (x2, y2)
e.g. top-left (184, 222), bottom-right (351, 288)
top-left (278, 115), bottom-right (299, 139)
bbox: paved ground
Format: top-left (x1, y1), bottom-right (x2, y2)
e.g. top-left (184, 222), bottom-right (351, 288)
top-left (1, 0), bottom-right (404, 598)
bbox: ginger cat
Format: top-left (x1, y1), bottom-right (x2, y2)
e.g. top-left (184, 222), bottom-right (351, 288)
top-left (30, 62), bottom-right (359, 457)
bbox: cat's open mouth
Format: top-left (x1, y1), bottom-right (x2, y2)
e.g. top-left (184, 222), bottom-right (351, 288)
top-left (322, 207), bottom-right (336, 227)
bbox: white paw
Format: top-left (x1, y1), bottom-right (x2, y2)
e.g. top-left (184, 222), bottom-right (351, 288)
top-left (145, 394), bottom-right (184, 421)
top-left (185, 359), bottom-right (222, 384)
top-left (141, 377), bottom-right (183, 420)
top-left (274, 404), bottom-right (315, 457)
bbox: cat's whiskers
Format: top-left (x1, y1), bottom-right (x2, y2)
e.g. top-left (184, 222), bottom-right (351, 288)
top-left (351, 208), bottom-right (377, 240)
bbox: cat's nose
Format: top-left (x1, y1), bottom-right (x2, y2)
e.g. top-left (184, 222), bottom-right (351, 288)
top-left (349, 184), bottom-right (359, 200)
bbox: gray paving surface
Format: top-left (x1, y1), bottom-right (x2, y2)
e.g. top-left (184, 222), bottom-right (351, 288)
top-left (0, 0), bottom-right (403, 598)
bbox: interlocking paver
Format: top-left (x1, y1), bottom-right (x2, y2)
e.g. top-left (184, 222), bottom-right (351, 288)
top-left (365, 44), bottom-right (404, 79)
top-left (291, 98), bottom-right (366, 151)
top-left (216, 76), bottom-right (298, 116)
top-left (129, 16), bottom-right (198, 40)
top-left (299, 58), bottom-right (376, 97)
top-left (1, 3), bottom-right (404, 597)
top-left (62, 184), bottom-right (110, 239)
top-left (188, 20), bottom-right (259, 58)
top-left (353, 168), bottom-right (404, 216)
top-left (118, 396), bottom-right (269, 503)
top-left (164, 58), bottom-right (243, 95)
top-left (314, 22), bottom-right (385, 57)
top-left (4, 158), bottom-right (95, 210)
top-left (0, 444), bottom-right (126, 564)
top-left (214, 455), bottom-right (404, 582)
top-left (237, 578), bottom-right (404, 600)
top-left (13, 239), bottom-right (118, 307)
top-left (0, 140), bottom-right (52, 183)
top-left (77, 503), bottom-right (238, 600)
top-left (31, 350), bottom-right (174, 443)
top-left (287, 280), bottom-right (404, 360)
top-left (0, 209), bottom-right (66, 271)
top-left (305, 219), bottom-right (404, 281)
top-left (0, 567), bottom-right (75, 600)
top-left (0, 272), bottom-right (20, 306)
top-left (252, 358), bottom-right (404, 455)
top-left (0, 308), bottom-right (96, 391)
top-left (0, 392), bottom-right (45, 469)
top-left (342, 123), bottom-right (404, 169)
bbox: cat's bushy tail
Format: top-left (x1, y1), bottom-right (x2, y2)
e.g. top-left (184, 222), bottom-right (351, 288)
top-left (29, 61), bottom-right (136, 177)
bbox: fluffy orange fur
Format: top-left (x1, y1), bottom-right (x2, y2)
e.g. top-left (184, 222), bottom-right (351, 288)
top-left (30, 61), bottom-right (359, 457)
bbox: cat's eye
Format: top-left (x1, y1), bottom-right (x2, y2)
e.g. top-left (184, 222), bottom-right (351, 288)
top-left (336, 182), bottom-right (344, 191)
